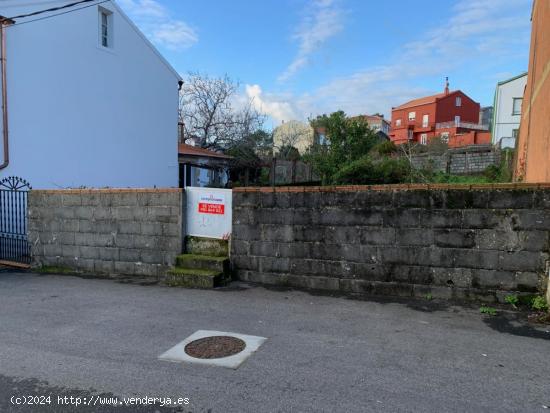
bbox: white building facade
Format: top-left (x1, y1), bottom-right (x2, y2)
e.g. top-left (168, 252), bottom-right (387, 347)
top-left (0, 0), bottom-right (181, 189)
top-left (492, 73), bottom-right (527, 149)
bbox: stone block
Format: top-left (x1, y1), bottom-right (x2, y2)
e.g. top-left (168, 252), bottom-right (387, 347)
top-left (262, 224), bottom-right (294, 242)
top-left (119, 248), bottom-right (141, 262)
top-left (429, 210), bottom-right (463, 228)
top-left (462, 209), bottom-right (505, 229)
top-left (94, 260), bottom-right (114, 274)
top-left (141, 250), bottom-right (166, 264)
top-left (233, 224), bottom-right (261, 241)
top-left (114, 261), bottom-right (136, 275)
top-left (118, 221), bottom-right (141, 235)
top-left (434, 229), bottom-right (475, 248)
top-left (432, 267), bottom-right (473, 288)
top-left (498, 251), bottom-right (546, 272)
top-left (515, 272), bottom-right (540, 292)
top-left (395, 228), bottom-right (433, 246)
top-left (512, 210), bottom-right (550, 230)
top-left (140, 222), bottom-right (162, 236)
top-left (488, 190), bottom-right (534, 209)
top-left (474, 269), bottom-right (516, 290)
top-left (451, 248), bottom-right (498, 269)
top-left (79, 246), bottom-right (100, 260)
top-left (99, 247), bottom-right (120, 261)
top-left (231, 240), bottom-right (250, 256)
top-left (74, 206), bottom-right (94, 220)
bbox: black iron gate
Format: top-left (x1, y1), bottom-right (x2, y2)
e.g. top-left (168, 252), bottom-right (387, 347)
top-left (0, 176), bottom-right (31, 265)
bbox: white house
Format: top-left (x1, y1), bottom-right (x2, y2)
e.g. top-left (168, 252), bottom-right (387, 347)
top-left (0, 0), bottom-right (181, 189)
top-left (492, 73), bottom-right (527, 149)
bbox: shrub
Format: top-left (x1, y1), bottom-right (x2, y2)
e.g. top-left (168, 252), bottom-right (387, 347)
top-left (531, 296), bottom-right (548, 312)
top-left (332, 156), bottom-right (411, 185)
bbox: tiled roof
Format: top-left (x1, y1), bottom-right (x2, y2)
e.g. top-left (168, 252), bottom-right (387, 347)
top-left (394, 91), bottom-right (457, 110)
top-left (178, 143), bottom-right (232, 159)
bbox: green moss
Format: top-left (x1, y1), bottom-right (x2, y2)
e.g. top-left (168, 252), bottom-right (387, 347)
top-left (167, 267), bottom-right (222, 277)
top-left (166, 267), bottom-right (223, 288)
top-left (176, 254), bottom-right (228, 262)
top-left (185, 236), bottom-right (229, 257)
top-left (36, 265), bottom-right (77, 275)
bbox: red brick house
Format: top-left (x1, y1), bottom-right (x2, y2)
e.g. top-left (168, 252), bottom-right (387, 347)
top-left (389, 80), bottom-right (490, 147)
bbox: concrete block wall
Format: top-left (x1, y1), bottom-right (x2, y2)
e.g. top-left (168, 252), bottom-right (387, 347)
top-left (410, 145), bottom-right (500, 175)
top-left (231, 184), bottom-right (550, 302)
top-left (28, 189), bottom-right (184, 278)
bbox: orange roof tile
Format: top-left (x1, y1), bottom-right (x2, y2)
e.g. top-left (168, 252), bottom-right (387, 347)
top-left (394, 91), bottom-right (457, 110)
top-left (178, 143), bottom-right (232, 159)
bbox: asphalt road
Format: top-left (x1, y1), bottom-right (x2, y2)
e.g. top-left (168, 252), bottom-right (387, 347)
top-left (0, 271), bottom-right (548, 413)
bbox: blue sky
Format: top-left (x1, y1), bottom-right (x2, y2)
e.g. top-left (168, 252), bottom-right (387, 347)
top-left (119, 0), bottom-right (533, 126)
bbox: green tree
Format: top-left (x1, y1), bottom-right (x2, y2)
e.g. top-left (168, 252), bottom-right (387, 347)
top-left (305, 111), bottom-right (379, 184)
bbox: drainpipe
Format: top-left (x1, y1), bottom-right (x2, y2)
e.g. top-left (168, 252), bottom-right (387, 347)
top-left (0, 17), bottom-right (14, 171)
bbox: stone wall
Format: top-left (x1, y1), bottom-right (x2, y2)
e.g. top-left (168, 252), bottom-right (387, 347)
top-left (410, 145), bottom-right (500, 175)
top-left (231, 184), bottom-right (550, 302)
top-left (28, 189), bottom-right (184, 278)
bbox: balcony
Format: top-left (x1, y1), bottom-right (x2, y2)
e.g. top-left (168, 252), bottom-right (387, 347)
top-left (436, 121), bottom-right (489, 131)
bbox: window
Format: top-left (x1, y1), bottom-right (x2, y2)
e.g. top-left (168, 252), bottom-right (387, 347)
top-left (420, 133), bottom-right (428, 145)
top-left (422, 114), bottom-right (429, 127)
top-left (512, 98), bottom-right (523, 115)
top-left (99, 8), bottom-right (113, 48)
top-left (441, 132), bottom-right (450, 143)
top-left (317, 133), bottom-right (327, 145)
top-left (512, 129), bottom-right (519, 139)
top-left (396, 119), bottom-right (402, 127)
top-left (455, 96), bottom-right (462, 107)
top-left (408, 112), bottom-right (416, 121)
top-left (454, 115), bottom-right (461, 126)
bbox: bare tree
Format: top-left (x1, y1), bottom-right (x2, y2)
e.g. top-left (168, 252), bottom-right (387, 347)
top-left (179, 72), bottom-right (265, 149)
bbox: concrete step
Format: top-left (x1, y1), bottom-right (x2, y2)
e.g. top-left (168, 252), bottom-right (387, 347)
top-left (186, 236), bottom-right (229, 257)
top-left (165, 267), bottom-right (229, 289)
top-left (175, 254), bottom-right (229, 272)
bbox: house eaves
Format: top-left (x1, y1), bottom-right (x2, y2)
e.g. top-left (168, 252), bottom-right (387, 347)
top-left (497, 72), bottom-right (528, 87)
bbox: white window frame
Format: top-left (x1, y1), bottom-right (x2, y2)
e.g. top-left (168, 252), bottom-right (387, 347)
top-left (455, 96), bottom-right (462, 107)
top-left (420, 133), bottom-right (428, 145)
top-left (408, 111), bottom-right (416, 121)
top-left (422, 114), bottom-right (429, 127)
top-left (99, 7), bottom-right (114, 49)
top-left (441, 132), bottom-right (450, 143)
top-left (454, 115), bottom-right (461, 126)
top-left (512, 98), bottom-right (522, 115)
top-left (396, 119), bottom-right (402, 127)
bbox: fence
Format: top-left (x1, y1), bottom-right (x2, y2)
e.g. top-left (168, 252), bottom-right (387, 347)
top-left (0, 177), bottom-right (31, 265)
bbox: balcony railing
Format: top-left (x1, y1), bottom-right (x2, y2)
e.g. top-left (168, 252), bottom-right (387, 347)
top-left (436, 121), bottom-right (489, 131)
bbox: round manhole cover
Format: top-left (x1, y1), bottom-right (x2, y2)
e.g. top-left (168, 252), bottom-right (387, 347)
top-left (184, 336), bottom-right (246, 359)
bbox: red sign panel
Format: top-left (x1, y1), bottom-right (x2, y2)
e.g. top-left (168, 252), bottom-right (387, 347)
top-left (198, 203), bottom-right (225, 215)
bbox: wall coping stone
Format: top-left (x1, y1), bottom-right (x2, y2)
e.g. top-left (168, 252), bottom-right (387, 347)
top-left (31, 188), bottom-right (183, 195)
top-left (233, 183), bottom-right (550, 193)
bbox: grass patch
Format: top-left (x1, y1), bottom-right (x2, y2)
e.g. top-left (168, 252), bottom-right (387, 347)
top-left (36, 265), bottom-right (77, 275)
top-left (480, 306), bottom-right (497, 316)
top-left (176, 254), bottom-right (228, 262)
top-left (167, 267), bottom-right (222, 277)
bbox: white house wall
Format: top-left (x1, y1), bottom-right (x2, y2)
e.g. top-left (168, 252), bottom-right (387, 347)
top-left (0, 0), bottom-right (180, 189)
top-left (492, 75), bottom-right (527, 148)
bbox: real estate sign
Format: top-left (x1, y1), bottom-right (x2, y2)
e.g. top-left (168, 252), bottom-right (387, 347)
top-left (186, 187), bottom-right (232, 239)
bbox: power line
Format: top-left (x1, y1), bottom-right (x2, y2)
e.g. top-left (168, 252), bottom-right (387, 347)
top-left (7, 0), bottom-right (110, 27)
top-left (7, 0), bottom-right (99, 20)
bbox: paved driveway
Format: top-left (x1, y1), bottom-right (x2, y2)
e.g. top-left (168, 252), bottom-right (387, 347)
top-left (0, 271), bottom-right (548, 412)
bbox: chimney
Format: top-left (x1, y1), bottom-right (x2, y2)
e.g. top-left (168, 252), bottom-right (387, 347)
top-left (444, 77), bottom-right (450, 95)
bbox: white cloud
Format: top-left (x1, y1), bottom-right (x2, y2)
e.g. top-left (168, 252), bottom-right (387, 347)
top-left (265, 0), bottom-right (531, 121)
top-left (278, 0), bottom-right (344, 82)
top-left (117, 0), bottom-right (198, 50)
top-left (245, 84), bottom-right (298, 123)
